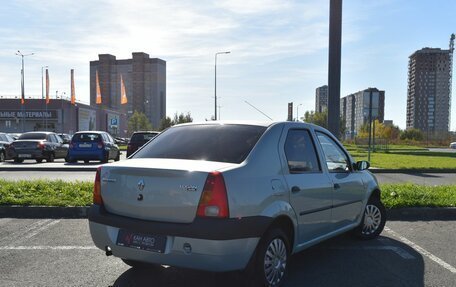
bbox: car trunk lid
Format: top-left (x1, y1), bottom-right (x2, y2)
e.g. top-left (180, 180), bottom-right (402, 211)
top-left (100, 158), bottom-right (235, 223)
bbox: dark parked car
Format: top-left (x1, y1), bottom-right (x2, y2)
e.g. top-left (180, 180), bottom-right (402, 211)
top-left (8, 132), bottom-right (69, 163)
top-left (58, 133), bottom-right (72, 144)
top-left (67, 131), bottom-right (120, 163)
top-left (126, 131), bottom-right (159, 157)
top-left (0, 132), bottom-right (15, 162)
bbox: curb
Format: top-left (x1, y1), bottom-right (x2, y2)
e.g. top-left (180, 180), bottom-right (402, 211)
top-left (0, 167), bottom-right (98, 172)
top-left (370, 169), bottom-right (456, 174)
top-left (1, 206), bottom-right (455, 220)
top-left (386, 207), bottom-right (456, 221)
top-left (0, 206), bottom-right (90, 219)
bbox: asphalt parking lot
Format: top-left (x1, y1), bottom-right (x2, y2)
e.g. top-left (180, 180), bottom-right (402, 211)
top-left (0, 218), bottom-right (454, 287)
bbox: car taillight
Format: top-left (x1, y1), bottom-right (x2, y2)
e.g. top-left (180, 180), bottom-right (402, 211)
top-left (97, 142), bottom-right (104, 149)
top-left (127, 144), bottom-right (132, 151)
top-left (37, 143), bottom-right (45, 149)
top-left (93, 166), bottom-right (103, 205)
top-left (196, 171), bottom-right (229, 218)
top-left (69, 142), bottom-right (74, 149)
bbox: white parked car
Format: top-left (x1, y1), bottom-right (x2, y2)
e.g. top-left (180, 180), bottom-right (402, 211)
top-left (450, 142), bottom-right (456, 149)
top-left (89, 121), bottom-right (386, 286)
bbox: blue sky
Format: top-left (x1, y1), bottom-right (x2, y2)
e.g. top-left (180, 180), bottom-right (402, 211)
top-left (0, 0), bottom-right (455, 130)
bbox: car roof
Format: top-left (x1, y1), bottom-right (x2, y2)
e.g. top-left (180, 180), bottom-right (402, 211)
top-left (23, 131), bottom-right (56, 134)
top-left (74, 131), bottom-right (106, 135)
top-left (173, 121), bottom-right (331, 133)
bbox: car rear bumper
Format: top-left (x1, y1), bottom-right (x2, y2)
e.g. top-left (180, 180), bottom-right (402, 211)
top-left (68, 149), bottom-right (105, 160)
top-left (88, 204), bottom-right (272, 271)
top-left (10, 149), bottom-right (48, 159)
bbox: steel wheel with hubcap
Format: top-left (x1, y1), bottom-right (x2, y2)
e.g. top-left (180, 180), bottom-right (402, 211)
top-left (251, 228), bottom-right (290, 287)
top-left (354, 197), bottom-right (386, 240)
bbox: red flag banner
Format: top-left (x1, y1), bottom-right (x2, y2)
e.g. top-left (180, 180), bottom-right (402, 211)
top-left (71, 69), bottom-right (76, 105)
top-left (96, 70), bottom-right (102, 105)
top-left (120, 74), bottom-right (127, 105)
top-left (45, 69), bottom-right (50, 104)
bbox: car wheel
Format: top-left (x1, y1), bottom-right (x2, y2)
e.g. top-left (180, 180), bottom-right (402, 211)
top-left (36, 159), bottom-right (43, 163)
top-left (101, 153), bottom-right (109, 163)
top-left (14, 158), bottom-right (24, 163)
top-left (354, 197), bottom-right (386, 240)
top-left (250, 228), bottom-right (290, 287)
top-left (47, 153), bottom-right (55, 163)
top-left (0, 151), bottom-right (5, 162)
top-left (65, 155), bottom-right (70, 163)
top-left (114, 151), bottom-right (120, 162)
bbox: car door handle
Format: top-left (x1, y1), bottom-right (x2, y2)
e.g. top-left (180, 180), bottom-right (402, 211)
top-left (334, 183), bottom-right (341, 190)
top-left (291, 186), bottom-right (301, 193)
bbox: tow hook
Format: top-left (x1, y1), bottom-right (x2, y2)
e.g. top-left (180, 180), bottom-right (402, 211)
top-left (105, 246), bottom-right (112, 256)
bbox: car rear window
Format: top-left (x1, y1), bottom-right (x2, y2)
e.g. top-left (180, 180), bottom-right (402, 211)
top-left (72, 133), bottom-right (101, 142)
top-left (19, 133), bottom-right (47, 140)
top-left (130, 132), bottom-right (159, 143)
top-left (133, 124), bottom-right (267, 164)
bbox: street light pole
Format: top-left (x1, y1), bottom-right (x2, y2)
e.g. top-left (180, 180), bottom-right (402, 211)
top-left (214, 51), bottom-right (230, 120)
top-left (15, 50), bottom-right (34, 132)
top-left (296, 104), bottom-right (302, 121)
top-left (41, 65), bottom-right (48, 130)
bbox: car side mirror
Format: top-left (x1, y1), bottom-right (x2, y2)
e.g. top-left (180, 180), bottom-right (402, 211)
top-left (355, 161), bottom-right (370, 171)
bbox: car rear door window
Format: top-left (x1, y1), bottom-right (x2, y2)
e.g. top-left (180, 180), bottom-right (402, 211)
top-left (284, 129), bottom-right (321, 173)
top-left (133, 124), bottom-right (267, 164)
top-left (316, 132), bottom-right (351, 172)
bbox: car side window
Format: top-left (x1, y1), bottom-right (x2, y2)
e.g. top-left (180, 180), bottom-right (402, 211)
top-left (316, 132), bottom-right (351, 172)
top-left (47, 135), bottom-right (54, 143)
top-left (55, 135), bottom-right (63, 144)
top-left (284, 129), bottom-right (321, 173)
top-left (0, 135), bottom-right (6, 141)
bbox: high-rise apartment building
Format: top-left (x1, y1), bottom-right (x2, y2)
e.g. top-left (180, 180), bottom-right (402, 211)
top-left (90, 52), bottom-right (166, 129)
top-left (315, 85), bottom-right (328, 113)
top-left (406, 35), bottom-right (454, 134)
top-left (340, 88), bottom-right (385, 139)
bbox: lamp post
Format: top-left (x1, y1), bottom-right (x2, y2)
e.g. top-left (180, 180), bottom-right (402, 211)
top-left (296, 104), bottom-right (302, 121)
top-left (15, 50), bottom-right (34, 132)
top-left (214, 51), bottom-right (230, 120)
top-left (41, 65), bottom-right (48, 130)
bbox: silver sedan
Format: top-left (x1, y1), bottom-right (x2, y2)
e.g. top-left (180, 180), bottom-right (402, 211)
top-left (89, 121), bottom-right (386, 286)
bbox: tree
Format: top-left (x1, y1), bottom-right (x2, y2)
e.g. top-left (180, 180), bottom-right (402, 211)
top-left (158, 112), bottom-right (193, 131)
top-left (400, 128), bottom-right (424, 141)
top-left (128, 111), bottom-right (153, 134)
top-left (303, 109), bottom-right (346, 137)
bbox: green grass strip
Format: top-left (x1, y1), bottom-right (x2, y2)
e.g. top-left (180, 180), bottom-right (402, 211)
top-left (0, 180), bottom-right (455, 209)
top-left (0, 180), bottom-right (93, 207)
top-left (381, 184), bottom-right (456, 208)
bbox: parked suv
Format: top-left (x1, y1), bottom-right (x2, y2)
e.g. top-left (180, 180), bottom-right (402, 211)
top-left (89, 122), bottom-right (385, 286)
top-left (68, 131), bottom-right (120, 163)
top-left (0, 132), bottom-right (15, 162)
top-left (126, 131), bottom-right (160, 157)
top-left (9, 131), bottom-right (68, 163)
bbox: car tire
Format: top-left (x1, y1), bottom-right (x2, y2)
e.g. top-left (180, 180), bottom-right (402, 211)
top-left (353, 197), bottom-right (386, 240)
top-left (36, 159), bottom-right (43, 163)
top-left (114, 152), bottom-right (120, 162)
top-left (65, 155), bottom-right (70, 163)
top-left (249, 228), bottom-right (290, 287)
top-left (14, 158), bottom-right (24, 163)
top-left (47, 153), bottom-right (55, 163)
top-left (101, 153), bottom-right (109, 163)
top-left (121, 259), bottom-right (160, 269)
top-left (0, 151), bottom-right (5, 162)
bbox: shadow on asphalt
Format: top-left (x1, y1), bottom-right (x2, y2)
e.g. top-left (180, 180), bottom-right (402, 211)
top-left (110, 234), bottom-right (424, 287)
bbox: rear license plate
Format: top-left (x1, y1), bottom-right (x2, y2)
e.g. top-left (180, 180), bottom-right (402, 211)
top-left (79, 143), bottom-right (92, 148)
top-left (116, 229), bottom-right (166, 253)
top-left (18, 154), bottom-right (31, 158)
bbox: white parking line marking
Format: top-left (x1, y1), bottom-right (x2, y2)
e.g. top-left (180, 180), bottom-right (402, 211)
top-left (385, 227), bottom-right (456, 274)
top-left (329, 246), bottom-right (415, 259)
top-left (0, 246), bottom-right (97, 250)
top-left (2, 219), bottom-right (52, 242)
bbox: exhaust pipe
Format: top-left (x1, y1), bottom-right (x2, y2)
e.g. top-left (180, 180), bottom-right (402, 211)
top-left (105, 246), bottom-right (112, 256)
